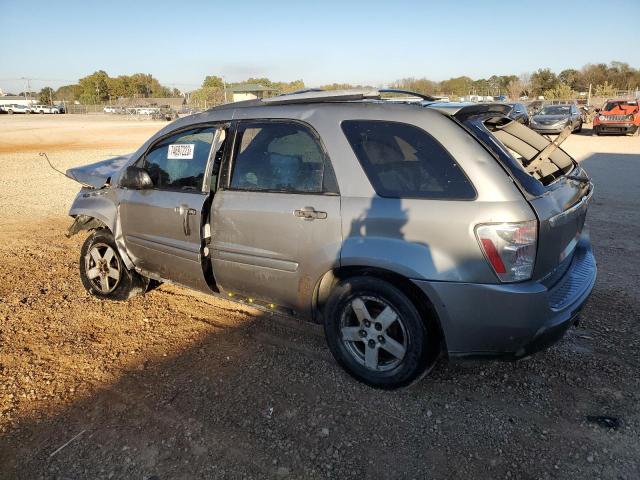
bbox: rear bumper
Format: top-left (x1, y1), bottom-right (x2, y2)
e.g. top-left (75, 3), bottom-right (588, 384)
top-left (413, 235), bottom-right (596, 358)
top-left (594, 123), bottom-right (638, 135)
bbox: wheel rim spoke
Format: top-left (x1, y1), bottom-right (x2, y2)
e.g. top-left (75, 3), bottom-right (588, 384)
top-left (350, 297), bottom-right (371, 324)
top-left (86, 267), bottom-right (101, 280)
top-left (99, 274), bottom-right (110, 293)
top-left (103, 248), bottom-right (115, 264)
top-left (381, 336), bottom-right (406, 360)
top-left (364, 345), bottom-right (379, 369)
top-left (107, 267), bottom-right (120, 280)
top-left (90, 248), bottom-right (102, 264)
top-left (341, 326), bottom-right (363, 342)
top-left (375, 306), bottom-right (397, 331)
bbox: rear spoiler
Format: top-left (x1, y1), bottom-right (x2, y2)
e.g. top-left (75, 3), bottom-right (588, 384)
top-left (452, 103), bottom-right (512, 121)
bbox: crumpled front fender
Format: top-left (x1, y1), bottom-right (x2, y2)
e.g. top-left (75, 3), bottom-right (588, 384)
top-left (68, 189), bottom-right (134, 269)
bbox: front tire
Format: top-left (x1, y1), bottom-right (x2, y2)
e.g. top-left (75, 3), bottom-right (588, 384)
top-left (80, 229), bottom-right (148, 300)
top-left (323, 276), bottom-right (435, 389)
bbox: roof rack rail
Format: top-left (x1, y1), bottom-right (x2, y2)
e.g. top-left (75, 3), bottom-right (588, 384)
top-left (378, 89), bottom-right (437, 102)
top-left (261, 88), bottom-right (437, 105)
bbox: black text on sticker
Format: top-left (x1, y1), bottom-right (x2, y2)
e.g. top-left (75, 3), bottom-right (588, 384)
top-left (167, 144), bottom-right (195, 159)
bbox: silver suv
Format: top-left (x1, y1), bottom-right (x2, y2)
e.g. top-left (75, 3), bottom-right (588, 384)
top-left (67, 90), bottom-right (596, 389)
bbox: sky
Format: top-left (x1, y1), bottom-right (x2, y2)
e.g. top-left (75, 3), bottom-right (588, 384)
top-left (1, 0), bottom-right (639, 94)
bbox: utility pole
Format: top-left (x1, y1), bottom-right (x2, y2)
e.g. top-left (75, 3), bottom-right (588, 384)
top-left (20, 77), bottom-right (31, 101)
top-left (223, 76), bottom-right (227, 104)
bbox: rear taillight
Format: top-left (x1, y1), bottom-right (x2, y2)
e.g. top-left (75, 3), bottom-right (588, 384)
top-left (475, 221), bottom-right (537, 282)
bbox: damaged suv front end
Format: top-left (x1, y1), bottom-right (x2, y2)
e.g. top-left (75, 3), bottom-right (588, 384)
top-left (593, 99), bottom-right (640, 136)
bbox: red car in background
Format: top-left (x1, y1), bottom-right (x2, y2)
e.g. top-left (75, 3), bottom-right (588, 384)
top-left (593, 99), bottom-right (640, 136)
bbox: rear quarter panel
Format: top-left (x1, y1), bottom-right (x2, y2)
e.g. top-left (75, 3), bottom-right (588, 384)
top-left (302, 105), bottom-right (536, 283)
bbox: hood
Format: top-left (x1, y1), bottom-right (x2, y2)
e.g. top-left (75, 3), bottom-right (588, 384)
top-left (602, 107), bottom-right (638, 115)
top-left (66, 153), bottom-right (133, 189)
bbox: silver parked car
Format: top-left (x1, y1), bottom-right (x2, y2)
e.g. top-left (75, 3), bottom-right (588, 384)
top-left (530, 103), bottom-right (583, 134)
top-left (66, 89), bottom-right (596, 389)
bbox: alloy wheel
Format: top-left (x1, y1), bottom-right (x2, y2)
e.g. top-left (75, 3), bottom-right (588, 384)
top-left (85, 243), bottom-right (121, 294)
top-left (340, 295), bottom-right (408, 371)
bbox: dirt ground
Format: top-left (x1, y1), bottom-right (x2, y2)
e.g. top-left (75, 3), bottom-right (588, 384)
top-left (0, 115), bottom-right (639, 479)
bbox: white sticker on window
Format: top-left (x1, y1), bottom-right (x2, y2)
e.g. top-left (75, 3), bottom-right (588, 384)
top-left (167, 144), bottom-right (195, 159)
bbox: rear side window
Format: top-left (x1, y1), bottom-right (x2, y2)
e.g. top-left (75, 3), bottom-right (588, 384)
top-left (229, 121), bottom-right (337, 194)
top-left (341, 120), bottom-right (475, 200)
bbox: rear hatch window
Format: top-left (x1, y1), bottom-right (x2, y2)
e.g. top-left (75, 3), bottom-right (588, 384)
top-left (489, 120), bottom-right (574, 184)
top-left (458, 112), bottom-right (592, 281)
top-left (461, 115), bottom-right (576, 195)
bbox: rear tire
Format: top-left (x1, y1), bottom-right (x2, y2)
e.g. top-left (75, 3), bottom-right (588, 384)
top-left (576, 121), bottom-right (582, 133)
top-left (79, 229), bottom-right (148, 301)
top-left (323, 276), bottom-right (435, 389)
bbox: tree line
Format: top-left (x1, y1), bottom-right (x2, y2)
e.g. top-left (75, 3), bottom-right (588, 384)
top-left (390, 61), bottom-right (640, 100)
top-left (25, 61), bottom-right (640, 106)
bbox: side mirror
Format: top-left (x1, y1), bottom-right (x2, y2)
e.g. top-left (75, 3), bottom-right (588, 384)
top-left (120, 165), bottom-right (153, 190)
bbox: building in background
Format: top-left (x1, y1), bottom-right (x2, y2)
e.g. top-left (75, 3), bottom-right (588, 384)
top-left (226, 84), bottom-right (279, 102)
top-left (0, 96), bottom-right (36, 107)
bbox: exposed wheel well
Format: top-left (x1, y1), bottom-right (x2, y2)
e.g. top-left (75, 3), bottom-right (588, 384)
top-left (66, 214), bottom-right (109, 238)
top-left (313, 266), bottom-right (447, 357)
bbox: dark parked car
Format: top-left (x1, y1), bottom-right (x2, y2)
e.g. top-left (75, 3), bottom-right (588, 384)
top-left (530, 104), bottom-right (583, 134)
top-left (65, 90), bottom-right (596, 389)
top-left (507, 103), bottom-right (530, 125)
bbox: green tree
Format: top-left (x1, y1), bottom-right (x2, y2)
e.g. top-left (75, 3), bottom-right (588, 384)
top-left (497, 75), bottom-right (518, 93)
top-left (558, 69), bottom-right (582, 91)
top-left (202, 76), bottom-right (224, 89)
top-left (38, 87), bottom-right (55, 105)
top-left (543, 83), bottom-right (576, 100)
top-left (390, 78), bottom-right (438, 95)
top-left (580, 63), bottom-right (608, 89)
top-left (594, 81), bottom-right (616, 98)
top-left (472, 78), bottom-right (490, 95)
top-left (78, 70), bottom-right (110, 103)
top-left (55, 84), bottom-right (82, 102)
top-left (441, 76), bottom-right (473, 96)
top-left (530, 68), bottom-right (559, 96)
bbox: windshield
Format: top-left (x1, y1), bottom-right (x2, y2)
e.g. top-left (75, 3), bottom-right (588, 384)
top-left (539, 105), bottom-right (570, 115)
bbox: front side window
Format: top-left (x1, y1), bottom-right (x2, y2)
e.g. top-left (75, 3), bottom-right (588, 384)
top-left (229, 121), bottom-right (332, 193)
top-left (341, 120), bottom-right (476, 200)
top-left (142, 126), bottom-right (215, 191)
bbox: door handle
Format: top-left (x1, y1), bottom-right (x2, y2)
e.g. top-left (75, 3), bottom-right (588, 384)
top-left (175, 204), bottom-right (197, 235)
top-left (293, 206), bottom-right (327, 221)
